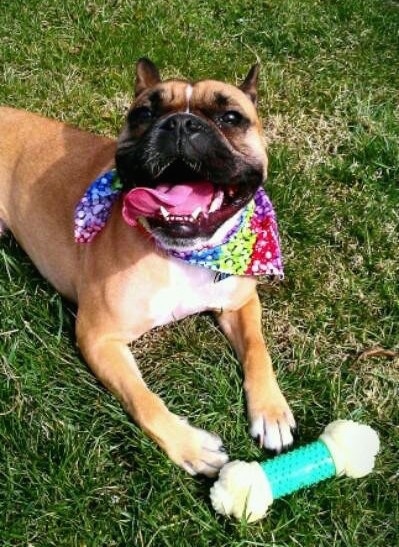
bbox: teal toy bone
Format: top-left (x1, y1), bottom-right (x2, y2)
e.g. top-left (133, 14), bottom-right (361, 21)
top-left (210, 420), bottom-right (380, 522)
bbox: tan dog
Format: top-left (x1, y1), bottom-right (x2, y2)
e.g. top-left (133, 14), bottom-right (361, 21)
top-left (0, 59), bottom-right (295, 476)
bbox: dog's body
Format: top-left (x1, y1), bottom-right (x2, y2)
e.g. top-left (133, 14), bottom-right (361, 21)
top-left (0, 60), bottom-right (295, 476)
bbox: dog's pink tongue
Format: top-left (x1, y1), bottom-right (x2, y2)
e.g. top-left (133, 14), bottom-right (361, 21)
top-left (123, 181), bottom-right (214, 224)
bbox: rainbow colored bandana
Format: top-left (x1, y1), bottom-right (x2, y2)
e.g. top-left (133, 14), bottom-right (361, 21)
top-left (74, 170), bottom-right (284, 279)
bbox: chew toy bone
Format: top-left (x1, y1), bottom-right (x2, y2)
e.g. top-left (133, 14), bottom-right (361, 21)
top-left (210, 420), bottom-right (380, 522)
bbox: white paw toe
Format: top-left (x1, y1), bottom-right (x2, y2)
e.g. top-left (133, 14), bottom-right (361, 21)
top-left (250, 409), bottom-right (296, 452)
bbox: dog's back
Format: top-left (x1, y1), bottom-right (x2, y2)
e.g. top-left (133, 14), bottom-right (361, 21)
top-left (0, 107), bottom-right (116, 298)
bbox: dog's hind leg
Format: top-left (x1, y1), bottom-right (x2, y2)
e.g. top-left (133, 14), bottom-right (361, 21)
top-left (76, 319), bottom-right (229, 476)
top-left (216, 292), bottom-right (296, 453)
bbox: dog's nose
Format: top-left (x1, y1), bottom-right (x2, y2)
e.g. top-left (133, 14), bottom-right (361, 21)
top-left (160, 113), bottom-right (204, 135)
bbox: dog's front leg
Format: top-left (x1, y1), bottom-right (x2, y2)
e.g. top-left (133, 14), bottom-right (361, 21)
top-left (216, 292), bottom-right (296, 452)
top-left (76, 320), bottom-right (228, 476)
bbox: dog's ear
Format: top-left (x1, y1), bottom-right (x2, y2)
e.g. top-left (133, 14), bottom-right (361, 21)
top-left (239, 64), bottom-right (260, 105)
top-left (135, 58), bottom-right (161, 97)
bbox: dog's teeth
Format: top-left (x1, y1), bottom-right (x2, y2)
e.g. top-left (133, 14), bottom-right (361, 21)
top-left (191, 207), bottom-right (202, 220)
top-left (160, 206), bottom-right (170, 219)
top-left (209, 190), bottom-right (224, 213)
top-left (209, 201), bottom-right (217, 213)
top-left (162, 212), bottom-right (198, 223)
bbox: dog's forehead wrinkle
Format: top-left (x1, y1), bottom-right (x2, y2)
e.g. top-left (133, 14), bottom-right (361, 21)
top-left (214, 92), bottom-right (230, 108)
top-left (147, 81), bottom-right (194, 113)
top-left (148, 89), bottom-right (163, 107)
top-left (191, 80), bottom-right (257, 116)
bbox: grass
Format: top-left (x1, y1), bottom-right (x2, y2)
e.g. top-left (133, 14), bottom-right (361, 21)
top-left (1, 0), bottom-right (398, 545)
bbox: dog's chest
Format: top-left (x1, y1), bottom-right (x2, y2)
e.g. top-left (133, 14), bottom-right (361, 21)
top-left (148, 258), bottom-right (254, 328)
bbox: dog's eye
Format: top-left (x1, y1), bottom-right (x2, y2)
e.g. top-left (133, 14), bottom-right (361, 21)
top-left (128, 106), bottom-right (153, 125)
top-left (220, 111), bottom-right (243, 126)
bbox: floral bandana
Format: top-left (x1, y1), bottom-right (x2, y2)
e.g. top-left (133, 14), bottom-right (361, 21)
top-left (74, 169), bottom-right (284, 279)
top-left (74, 170), bottom-right (123, 242)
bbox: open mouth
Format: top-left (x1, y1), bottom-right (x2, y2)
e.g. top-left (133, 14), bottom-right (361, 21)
top-left (122, 176), bottom-right (256, 241)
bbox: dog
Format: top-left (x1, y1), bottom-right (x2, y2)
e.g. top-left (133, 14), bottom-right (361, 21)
top-left (0, 59), bottom-right (295, 476)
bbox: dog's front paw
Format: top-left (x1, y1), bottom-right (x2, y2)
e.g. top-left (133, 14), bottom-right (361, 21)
top-left (247, 383), bottom-right (296, 452)
top-left (164, 418), bottom-right (229, 477)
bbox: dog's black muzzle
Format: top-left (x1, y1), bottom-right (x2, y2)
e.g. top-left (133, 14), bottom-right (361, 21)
top-left (116, 112), bottom-right (241, 189)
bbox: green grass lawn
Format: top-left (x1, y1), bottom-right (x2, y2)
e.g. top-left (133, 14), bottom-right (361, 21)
top-left (1, 0), bottom-right (398, 545)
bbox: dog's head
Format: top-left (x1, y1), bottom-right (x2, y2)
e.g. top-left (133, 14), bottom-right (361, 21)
top-left (116, 58), bottom-right (267, 248)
